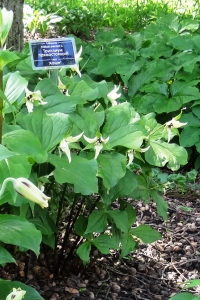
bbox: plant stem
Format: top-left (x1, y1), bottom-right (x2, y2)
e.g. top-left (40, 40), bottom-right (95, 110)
top-left (0, 69), bottom-right (3, 144)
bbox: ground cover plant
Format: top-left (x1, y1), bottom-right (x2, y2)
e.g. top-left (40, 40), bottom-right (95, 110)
top-left (1, 3), bottom-right (200, 300)
top-left (24, 0), bottom-right (200, 36)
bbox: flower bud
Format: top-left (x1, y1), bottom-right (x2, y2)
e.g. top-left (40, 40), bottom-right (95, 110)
top-left (13, 177), bottom-right (50, 208)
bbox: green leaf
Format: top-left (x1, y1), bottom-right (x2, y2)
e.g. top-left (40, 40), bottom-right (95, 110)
top-left (92, 234), bottom-right (118, 254)
top-left (131, 225), bottom-right (161, 243)
top-left (169, 292), bottom-right (198, 300)
top-left (0, 215), bottom-right (42, 256)
top-left (0, 246), bottom-right (16, 265)
top-left (0, 50), bottom-right (19, 70)
top-left (76, 241), bottom-right (91, 265)
top-left (16, 107), bottom-right (72, 151)
top-left (85, 210), bottom-right (107, 234)
top-left (0, 8), bottom-right (13, 46)
top-left (125, 203), bottom-right (137, 225)
top-left (107, 210), bottom-right (130, 232)
top-left (69, 80), bottom-right (99, 101)
top-left (49, 154), bottom-right (98, 195)
top-left (103, 103), bottom-right (145, 149)
top-left (120, 233), bottom-right (137, 258)
top-left (150, 190), bottom-right (168, 220)
top-left (3, 129), bottom-right (48, 163)
top-left (97, 152), bottom-right (126, 189)
top-left (3, 72), bottom-right (27, 105)
top-left (145, 141), bottom-right (188, 171)
top-left (183, 279), bottom-right (200, 289)
top-left (35, 78), bottom-right (84, 114)
top-left (0, 144), bottom-right (18, 161)
top-left (75, 215), bottom-right (88, 236)
top-left (180, 126), bottom-right (200, 147)
top-left (0, 279), bottom-right (44, 300)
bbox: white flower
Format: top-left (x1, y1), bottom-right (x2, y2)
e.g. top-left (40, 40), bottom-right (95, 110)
top-left (166, 118), bottom-right (187, 129)
top-left (71, 46), bottom-right (83, 77)
top-left (127, 149), bottom-right (134, 166)
top-left (25, 87), bottom-right (47, 113)
top-left (13, 178), bottom-right (50, 208)
top-left (83, 135), bottom-right (109, 159)
top-left (59, 132), bottom-right (83, 163)
top-left (6, 288), bottom-right (26, 300)
top-left (107, 85), bottom-right (121, 106)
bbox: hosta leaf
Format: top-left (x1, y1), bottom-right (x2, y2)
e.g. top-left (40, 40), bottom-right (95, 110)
top-left (145, 140), bottom-right (188, 171)
top-left (16, 107), bottom-right (72, 151)
top-left (49, 154), bottom-right (98, 195)
top-left (85, 210), bottom-right (107, 234)
top-left (0, 50), bottom-right (19, 70)
top-left (3, 129), bottom-right (48, 163)
top-left (97, 152), bottom-right (126, 189)
top-left (131, 225), bottom-right (161, 243)
top-left (0, 215), bottom-right (42, 256)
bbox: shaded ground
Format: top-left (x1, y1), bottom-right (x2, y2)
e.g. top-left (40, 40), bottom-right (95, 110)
top-left (1, 190), bottom-right (200, 300)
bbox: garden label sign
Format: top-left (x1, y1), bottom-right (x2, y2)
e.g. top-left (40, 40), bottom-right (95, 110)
top-left (29, 37), bottom-right (77, 70)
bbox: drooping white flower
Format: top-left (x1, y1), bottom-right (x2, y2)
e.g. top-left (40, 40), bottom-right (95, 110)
top-left (59, 132), bottom-right (83, 163)
top-left (71, 46), bottom-right (83, 77)
top-left (127, 149), bottom-right (134, 166)
top-left (13, 177), bottom-right (50, 208)
top-left (83, 135), bottom-right (109, 159)
top-left (107, 85), bottom-right (121, 106)
top-left (6, 288), bottom-right (26, 300)
top-left (25, 87), bottom-right (47, 113)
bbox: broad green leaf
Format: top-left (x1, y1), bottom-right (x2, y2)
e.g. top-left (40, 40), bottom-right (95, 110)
top-left (97, 152), bottom-right (126, 189)
top-left (183, 279), bottom-right (200, 289)
top-left (75, 215), bottom-right (88, 236)
top-left (107, 210), bottom-right (130, 232)
top-left (71, 105), bottom-right (104, 137)
top-left (35, 78), bottom-right (84, 114)
top-left (0, 246), bottom-right (16, 265)
top-left (69, 80), bottom-right (99, 101)
top-left (16, 107), bottom-right (72, 151)
top-left (120, 233), bottom-right (137, 258)
top-left (103, 103), bottom-right (145, 149)
top-left (49, 154), bottom-right (98, 195)
top-left (101, 170), bottom-right (138, 205)
top-left (128, 174), bottom-right (151, 202)
top-left (0, 279), bottom-right (44, 300)
top-left (150, 190), bottom-right (168, 220)
top-left (180, 127), bottom-right (200, 147)
top-left (3, 129), bottom-right (48, 163)
top-left (76, 241), bottom-right (91, 265)
top-left (0, 144), bottom-right (18, 161)
top-left (180, 112), bottom-right (200, 127)
top-left (125, 203), bottom-right (137, 225)
top-left (169, 292), bottom-right (198, 300)
top-left (85, 210), bottom-right (107, 234)
top-left (0, 50), bottom-right (19, 70)
top-left (3, 72), bottom-right (27, 105)
top-left (0, 215), bottom-right (42, 256)
top-left (0, 8), bottom-right (13, 46)
top-left (131, 225), bottom-right (161, 243)
top-left (97, 55), bottom-right (124, 77)
top-left (145, 141), bottom-right (188, 171)
top-left (92, 234), bottom-right (118, 254)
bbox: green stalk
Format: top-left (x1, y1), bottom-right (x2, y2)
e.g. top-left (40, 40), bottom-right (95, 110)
top-left (0, 69), bottom-right (3, 144)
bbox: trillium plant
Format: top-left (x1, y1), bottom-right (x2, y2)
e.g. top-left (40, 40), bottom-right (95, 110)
top-left (0, 7), bottom-right (191, 299)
